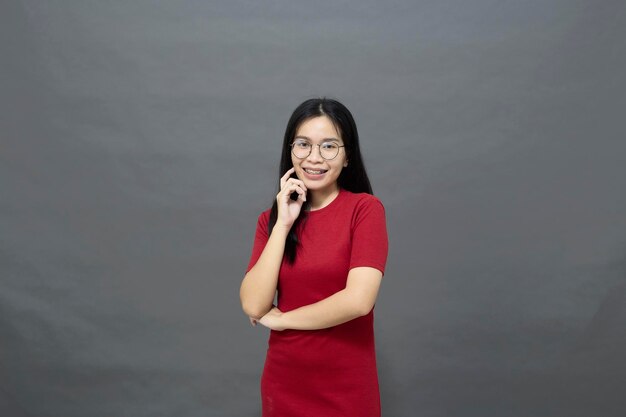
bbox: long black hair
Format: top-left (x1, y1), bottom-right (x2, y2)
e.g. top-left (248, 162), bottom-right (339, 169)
top-left (268, 97), bottom-right (373, 264)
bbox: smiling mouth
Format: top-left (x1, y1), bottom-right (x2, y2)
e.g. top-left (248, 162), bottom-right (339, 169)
top-left (303, 168), bottom-right (328, 175)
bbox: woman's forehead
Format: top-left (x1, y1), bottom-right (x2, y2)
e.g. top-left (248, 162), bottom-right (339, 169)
top-left (295, 116), bottom-right (342, 141)
top-left (293, 135), bottom-right (341, 143)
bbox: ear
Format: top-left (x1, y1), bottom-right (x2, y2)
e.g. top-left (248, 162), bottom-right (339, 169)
top-left (343, 160), bottom-right (349, 168)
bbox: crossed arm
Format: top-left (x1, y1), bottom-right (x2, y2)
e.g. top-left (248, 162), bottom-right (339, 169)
top-left (255, 266), bottom-right (383, 331)
top-left (240, 224), bottom-right (383, 331)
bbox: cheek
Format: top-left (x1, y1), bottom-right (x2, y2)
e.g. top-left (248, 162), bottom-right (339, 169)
top-left (330, 166), bottom-right (343, 179)
top-left (291, 157), bottom-right (304, 178)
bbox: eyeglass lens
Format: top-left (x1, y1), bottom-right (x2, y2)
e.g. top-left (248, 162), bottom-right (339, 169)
top-left (292, 140), bottom-right (341, 160)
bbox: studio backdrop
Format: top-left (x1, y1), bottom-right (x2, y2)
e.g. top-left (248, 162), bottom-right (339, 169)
top-left (2, 1), bottom-right (625, 416)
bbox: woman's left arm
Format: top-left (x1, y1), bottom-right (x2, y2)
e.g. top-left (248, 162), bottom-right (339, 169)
top-left (258, 266), bottom-right (382, 331)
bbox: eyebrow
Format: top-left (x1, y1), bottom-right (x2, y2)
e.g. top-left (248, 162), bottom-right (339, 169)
top-left (294, 136), bottom-right (342, 143)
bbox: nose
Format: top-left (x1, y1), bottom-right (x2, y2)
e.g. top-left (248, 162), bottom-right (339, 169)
top-left (306, 144), bottom-right (324, 162)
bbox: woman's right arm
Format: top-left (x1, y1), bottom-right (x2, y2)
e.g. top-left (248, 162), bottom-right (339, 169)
top-left (239, 223), bottom-right (290, 319)
top-left (239, 167), bottom-right (307, 319)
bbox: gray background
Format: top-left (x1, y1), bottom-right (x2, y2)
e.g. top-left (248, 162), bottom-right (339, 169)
top-left (2, 0), bottom-right (625, 416)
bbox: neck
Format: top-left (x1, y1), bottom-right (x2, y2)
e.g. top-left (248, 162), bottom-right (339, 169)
top-left (309, 185), bottom-right (340, 211)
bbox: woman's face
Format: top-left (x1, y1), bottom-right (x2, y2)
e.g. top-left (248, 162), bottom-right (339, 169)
top-left (291, 115), bottom-right (348, 195)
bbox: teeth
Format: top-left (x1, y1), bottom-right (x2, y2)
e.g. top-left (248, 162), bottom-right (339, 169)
top-left (305, 169), bottom-right (325, 175)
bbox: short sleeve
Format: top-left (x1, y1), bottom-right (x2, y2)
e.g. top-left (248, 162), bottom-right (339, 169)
top-left (245, 211), bottom-right (270, 273)
top-left (349, 197), bottom-right (389, 275)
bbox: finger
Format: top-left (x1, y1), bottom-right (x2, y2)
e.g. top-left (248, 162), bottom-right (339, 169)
top-left (280, 167), bottom-right (296, 188)
top-left (284, 177), bottom-right (307, 193)
top-left (280, 171), bottom-right (308, 194)
top-left (281, 183), bottom-right (306, 200)
top-left (281, 179), bottom-right (308, 198)
top-left (279, 182), bottom-right (304, 196)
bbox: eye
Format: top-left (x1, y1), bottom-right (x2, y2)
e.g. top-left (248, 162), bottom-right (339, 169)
top-left (293, 140), bottom-right (310, 149)
top-left (320, 142), bottom-right (339, 151)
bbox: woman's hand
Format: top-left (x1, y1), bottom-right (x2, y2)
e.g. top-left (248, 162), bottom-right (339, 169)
top-left (258, 306), bottom-right (287, 331)
top-left (276, 167), bottom-right (307, 229)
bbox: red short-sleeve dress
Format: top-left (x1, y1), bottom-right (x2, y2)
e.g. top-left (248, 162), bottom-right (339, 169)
top-left (246, 188), bottom-right (389, 417)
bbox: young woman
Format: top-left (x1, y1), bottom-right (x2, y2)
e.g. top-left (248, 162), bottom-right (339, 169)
top-left (240, 98), bottom-right (388, 417)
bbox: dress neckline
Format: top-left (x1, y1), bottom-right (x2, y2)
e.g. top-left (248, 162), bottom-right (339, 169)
top-left (307, 188), bottom-right (344, 214)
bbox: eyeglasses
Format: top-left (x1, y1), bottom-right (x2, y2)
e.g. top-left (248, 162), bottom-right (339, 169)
top-left (291, 139), bottom-right (345, 160)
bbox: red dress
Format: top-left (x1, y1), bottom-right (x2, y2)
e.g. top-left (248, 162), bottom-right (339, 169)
top-left (246, 188), bottom-right (389, 417)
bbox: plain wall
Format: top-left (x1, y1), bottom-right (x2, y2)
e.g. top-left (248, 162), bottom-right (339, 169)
top-left (2, 1), bottom-right (625, 416)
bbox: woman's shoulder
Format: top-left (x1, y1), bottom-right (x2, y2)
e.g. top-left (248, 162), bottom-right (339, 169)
top-left (338, 189), bottom-right (386, 231)
top-left (254, 207), bottom-right (272, 225)
top-left (341, 188), bottom-right (385, 209)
